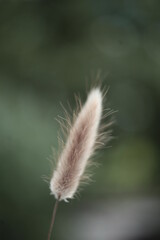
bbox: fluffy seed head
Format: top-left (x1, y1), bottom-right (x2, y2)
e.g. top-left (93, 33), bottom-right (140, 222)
top-left (50, 88), bottom-right (111, 201)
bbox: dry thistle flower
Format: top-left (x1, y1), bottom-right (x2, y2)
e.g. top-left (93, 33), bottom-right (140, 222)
top-left (50, 88), bottom-right (111, 201)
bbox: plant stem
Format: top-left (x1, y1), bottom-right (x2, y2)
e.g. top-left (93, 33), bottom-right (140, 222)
top-left (47, 199), bottom-right (59, 240)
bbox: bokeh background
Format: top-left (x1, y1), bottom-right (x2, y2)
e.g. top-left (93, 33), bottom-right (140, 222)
top-left (0, 1), bottom-right (160, 240)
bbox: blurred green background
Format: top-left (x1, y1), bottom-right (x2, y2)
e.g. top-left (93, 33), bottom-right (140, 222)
top-left (0, 1), bottom-right (160, 240)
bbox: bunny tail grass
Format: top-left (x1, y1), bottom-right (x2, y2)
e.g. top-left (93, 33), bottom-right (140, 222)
top-left (50, 88), bottom-right (111, 201)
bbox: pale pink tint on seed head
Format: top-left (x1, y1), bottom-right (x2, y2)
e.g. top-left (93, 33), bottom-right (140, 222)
top-left (50, 88), bottom-right (103, 201)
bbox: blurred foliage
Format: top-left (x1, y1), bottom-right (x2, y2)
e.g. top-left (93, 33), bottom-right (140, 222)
top-left (0, 1), bottom-right (160, 240)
